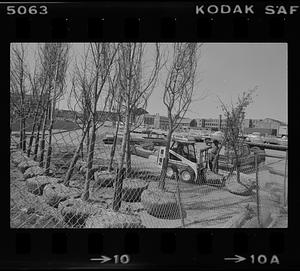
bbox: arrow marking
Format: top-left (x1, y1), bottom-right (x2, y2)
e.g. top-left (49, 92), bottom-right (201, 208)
top-left (224, 255), bottom-right (246, 263)
top-left (90, 255), bottom-right (112, 263)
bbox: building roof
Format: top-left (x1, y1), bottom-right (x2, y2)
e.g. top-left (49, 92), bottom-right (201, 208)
top-left (264, 118), bottom-right (287, 126)
top-left (177, 118), bottom-right (192, 125)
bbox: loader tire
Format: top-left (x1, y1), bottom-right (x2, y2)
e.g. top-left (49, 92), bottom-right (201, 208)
top-left (179, 167), bottom-right (195, 183)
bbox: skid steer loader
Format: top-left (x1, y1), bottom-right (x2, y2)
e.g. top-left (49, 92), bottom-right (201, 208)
top-left (157, 138), bottom-right (225, 186)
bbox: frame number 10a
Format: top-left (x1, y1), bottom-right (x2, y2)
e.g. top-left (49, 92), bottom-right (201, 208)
top-left (250, 254), bottom-right (280, 265)
top-left (224, 254), bottom-right (280, 265)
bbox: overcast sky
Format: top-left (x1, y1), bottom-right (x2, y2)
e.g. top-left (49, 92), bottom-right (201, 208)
top-left (147, 43), bottom-right (287, 123)
top-left (20, 42), bottom-right (288, 123)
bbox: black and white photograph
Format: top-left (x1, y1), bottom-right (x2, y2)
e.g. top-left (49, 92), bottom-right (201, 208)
top-left (10, 42), bottom-right (288, 228)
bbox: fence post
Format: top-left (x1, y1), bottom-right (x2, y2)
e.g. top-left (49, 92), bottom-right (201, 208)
top-left (255, 153), bottom-right (262, 228)
top-left (283, 149), bottom-right (288, 208)
top-left (174, 168), bottom-right (185, 228)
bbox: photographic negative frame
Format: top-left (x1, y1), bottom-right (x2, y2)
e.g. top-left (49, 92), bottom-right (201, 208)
top-left (2, 0), bottom-right (299, 269)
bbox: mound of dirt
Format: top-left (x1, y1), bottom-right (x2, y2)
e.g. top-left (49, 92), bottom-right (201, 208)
top-left (122, 178), bottom-right (149, 202)
top-left (11, 151), bottom-right (29, 166)
top-left (94, 170), bottom-right (116, 188)
top-left (26, 176), bottom-right (59, 195)
top-left (141, 188), bottom-right (186, 219)
top-left (225, 174), bottom-right (256, 196)
top-left (24, 166), bottom-right (45, 179)
top-left (43, 183), bottom-right (81, 208)
top-left (58, 198), bottom-right (104, 227)
top-left (18, 160), bottom-right (39, 173)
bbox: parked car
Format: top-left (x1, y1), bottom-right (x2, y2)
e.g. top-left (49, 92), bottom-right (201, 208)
top-left (245, 132), bottom-right (264, 144)
top-left (264, 135), bottom-right (280, 145)
top-left (142, 132), bottom-right (167, 146)
top-left (211, 131), bottom-right (224, 142)
top-left (204, 131), bottom-right (224, 145)
top-left (278, 135), bottom-right (288, 146)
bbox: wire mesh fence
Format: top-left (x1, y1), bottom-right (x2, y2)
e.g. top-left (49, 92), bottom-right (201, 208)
top-left (10, 118), bottom-right (288, 228)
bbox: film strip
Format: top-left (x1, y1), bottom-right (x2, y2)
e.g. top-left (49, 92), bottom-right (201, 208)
top-left (2, 0), bottom-right (299, 269)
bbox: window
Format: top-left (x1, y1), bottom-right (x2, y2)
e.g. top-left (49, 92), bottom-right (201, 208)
top-left (182, 145), bottom-right (189, 158)
top-left (188, 144), bottom-right (196, 162)
top-left (170, 152), bottom-right (181, 161)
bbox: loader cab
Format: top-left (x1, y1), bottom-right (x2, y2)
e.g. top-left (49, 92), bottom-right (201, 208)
top-left (170, 139), bottom-right (197, 163)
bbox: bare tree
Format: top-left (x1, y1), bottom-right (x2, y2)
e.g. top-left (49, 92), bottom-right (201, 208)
top-left (112, 43), bottom-right (162, 211)
top-left (43, 43), bottom-right (70, 175)
top-left (64, 45), bottom-right (99, 186)
top-left (107, 70), bottom-right (123, 172)
top-left (159, 43), bottom-right (200, 190)
top-left (26, 50), bottom-right (53, 158)
top-left (10, 43), bottom-right (30, 151)
top-left (35, 43), bottom-right (68, 168)
top-left (76, 43), bottom-right (119, 201)
top-left (218, 87), bottom-right (257, 183)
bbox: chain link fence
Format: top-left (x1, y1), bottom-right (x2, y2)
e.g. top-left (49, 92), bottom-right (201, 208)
top-left (170, 148), bottom-right (288, 228)
top-left (10, 118), bottom-right (288, 228)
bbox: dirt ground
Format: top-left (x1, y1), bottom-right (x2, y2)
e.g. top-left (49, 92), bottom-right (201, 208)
top-left (10, 134), bottom-right (287, 228)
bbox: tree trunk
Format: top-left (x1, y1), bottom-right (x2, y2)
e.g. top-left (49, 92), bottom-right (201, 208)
top-left (109, 117), bottom-right (120, 172)
top-left (212, 142), bottom-right (223, 173)
top-left (39, 102), bottom-right (49, 167)
top-left (27, 89), bottom-right (46, 157)
top-left (81, 120), bottom-right (96, 201)
top-left (86, 121), bottom-right (90, 154)
top-left (21, 116), bottom-right (26, 151)
top-left (26, 112), bottom-right (39, 157)
top-left (158, 129), bottom-right (172, 190)
top-left (112, 112), bottom-right (130, 211)
top-left (125, 131), bottom-right (132, 177)
top-left (64, 120), bottom-right (91, 186)
top-left (19, 116), bottom-right (23, 149)
top-left (234, 148), bottom-right (241, 183)
top-left (45, 65), bottom-right (59, 175)
top-left (33, 112), bottom-right (44, 161)
top-left (236, 164), bottom-right (241, 183)
top-left (44, 115), bottom-right (55, 175)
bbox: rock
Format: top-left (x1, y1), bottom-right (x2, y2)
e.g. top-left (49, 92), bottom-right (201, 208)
top-left (18, 160), bottom-right (39, 173)
top-left (43, 183), bottom-right (81, 208)
top-left (141, 188), bottom-right (187, 219)
top-left (26, 176), bottom-right (59, 195)
top-left (75, 160), bottom-right (86, 171)
top-left (62, 151), bottom-right (76, 159)
top-left (79, 165), bottom-right (102, 176)
top-left (122, 178), bottom-right (149, 202)
top-left (11, 151), bottom-right (29, 166)
top-left (16, 175), bottom-right (26, 182)
top-left (225, 174), bottom-right (256, 196)
top-left (58, 198), bottom-right (103, 227)
top-left (93, 171), bottom-right (116, 188)
top-left (85, 211), bottom-right (145, 228)
top-left (53, 159), bottom-right (70, 169)
top-left (24, 166), bottom-right (45, 179)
